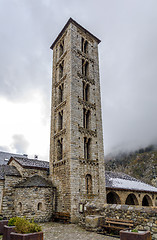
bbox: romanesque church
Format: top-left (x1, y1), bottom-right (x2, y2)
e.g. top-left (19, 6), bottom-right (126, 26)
top-left (0, 18), bottom-right (157, 223)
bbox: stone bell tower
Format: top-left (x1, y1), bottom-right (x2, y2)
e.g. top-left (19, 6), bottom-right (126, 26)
top-left (50, 18), bottom-right (106, 222)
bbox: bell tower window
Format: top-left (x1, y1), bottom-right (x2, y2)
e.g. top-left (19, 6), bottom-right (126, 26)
top-left (59, 61), bottom-right (64, 79)
top-left (86, 174), bottom-right (92, 194)
top-left (83, 109), bottom-right (90, 129)
top-left (57, 138), bottom-right (63, 160)
top-left (84, 40), bottom-right (88, 54)
top-left (82, 59), bottom-right (89, 77)
top-left (58, 84), bottom-right (64, 104)
top-left (84, 137), bottom-right (91, 160)
top-left (81, 37), bottom-right (88, 54)
top-left (59, 40), bottom-right (64, 57)
top-left (58, 110), bottom-right (63, 131)
top-left (83, 82), bottom-right (90, 101)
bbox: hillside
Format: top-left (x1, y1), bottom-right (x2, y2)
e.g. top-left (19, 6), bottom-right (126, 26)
top-left (105, 147), bottom-right (157, 186)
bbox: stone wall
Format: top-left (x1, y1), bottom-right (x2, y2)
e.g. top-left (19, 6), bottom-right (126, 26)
top-left (14, 186), bottom-right (54, 222)
top-left (82, 204), bottom-right (157, 240)
top-left (0, 180), bottom-right (4, 213)
top-left (1, 169), bottom-right (54, 221)
top-left (2, 175), bottom-right (22, 218)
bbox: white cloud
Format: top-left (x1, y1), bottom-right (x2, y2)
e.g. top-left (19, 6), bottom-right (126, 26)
top-left (0, 92), bottom-right (50, 159)
top-left (0, 0), bottom-right (157, 157)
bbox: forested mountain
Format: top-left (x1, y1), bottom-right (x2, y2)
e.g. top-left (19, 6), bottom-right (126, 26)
top-left (105, 145), bottom-right (157, 186)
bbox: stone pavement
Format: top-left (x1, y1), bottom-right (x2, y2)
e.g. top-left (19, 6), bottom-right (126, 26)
top-left (40, 222), bottom-right (118, 240)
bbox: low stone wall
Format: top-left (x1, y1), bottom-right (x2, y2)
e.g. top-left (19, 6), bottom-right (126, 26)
top-left (81, 204), bottom-right (157, 240)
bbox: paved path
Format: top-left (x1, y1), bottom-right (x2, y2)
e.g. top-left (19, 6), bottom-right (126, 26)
top-left (41, 222), bottom-right (118, 240)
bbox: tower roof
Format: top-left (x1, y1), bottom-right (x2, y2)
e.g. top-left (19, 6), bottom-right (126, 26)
top-left (50, 18), bottom-right (101, 50)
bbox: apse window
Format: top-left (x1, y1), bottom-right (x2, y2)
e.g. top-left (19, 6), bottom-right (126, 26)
top-left (18, 202), bottom-right (22, 211)
top-left (37, 202), bottom-right (42, 211)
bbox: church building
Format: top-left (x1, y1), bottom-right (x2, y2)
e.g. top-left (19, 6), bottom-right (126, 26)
top-left (0, 18), bottom-right (156, 223)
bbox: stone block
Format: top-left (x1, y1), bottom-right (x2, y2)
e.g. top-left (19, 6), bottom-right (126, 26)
top-left (85, 215), bottom-right (105, 230)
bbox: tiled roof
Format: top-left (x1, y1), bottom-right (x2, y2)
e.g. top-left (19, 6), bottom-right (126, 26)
top-left (9, 157), bottom-right (49, 170)
top-left (105, 171), bottom-right (157, 193)
top-left (0, 165), bottom-right (21, 180)
top-left (15, 175), bottom-right (53, 188)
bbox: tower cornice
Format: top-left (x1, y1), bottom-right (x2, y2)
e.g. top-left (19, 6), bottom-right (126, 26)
top-left (50, 18), bottom-right (101, 50)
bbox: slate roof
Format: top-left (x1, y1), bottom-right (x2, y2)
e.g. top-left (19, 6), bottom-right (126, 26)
top-left (8, 157), bottom-right (49, 170)
top-left (0, 165), bottom-right (21, 180)
top-left (1, 152), bottom-right (157, 193)
top-left (15, 175), bottom-right (53, 188)
top-left (0, 151), bottom-right (28, 165)
top-left (105, 171), bottom-right (157, 193)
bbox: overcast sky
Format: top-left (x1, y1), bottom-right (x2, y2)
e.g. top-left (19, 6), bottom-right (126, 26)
top-left (0, 0), bottom-right (157, 159)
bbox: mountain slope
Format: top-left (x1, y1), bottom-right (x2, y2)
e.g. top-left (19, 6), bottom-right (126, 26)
top-left (105, 149), bottom-right (157, 186)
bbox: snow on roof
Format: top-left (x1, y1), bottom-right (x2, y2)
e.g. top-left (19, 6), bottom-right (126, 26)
top-left (9, 157), bottom-right (49, 170)
top-left (106, 171), bottom-right (157, 193)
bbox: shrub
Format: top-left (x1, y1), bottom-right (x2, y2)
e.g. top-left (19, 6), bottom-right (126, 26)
top-left (13, 217), bottom-right (42, 234)
top-left (28, 221), bottom-right (42, 233)
top-left (8, 217), bottom-right (18, 226)
top-left (0, 217), bottom-right (3, 221)
top-left (131, 229), bottom-right (138, 232)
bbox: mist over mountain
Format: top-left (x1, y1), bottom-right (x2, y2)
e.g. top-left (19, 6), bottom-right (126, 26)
top-left (105, 144), bottom-right (157, 186)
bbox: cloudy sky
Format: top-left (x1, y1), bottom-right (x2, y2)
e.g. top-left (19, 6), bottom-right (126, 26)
top-left (0, 0), bottom-right (157, 159)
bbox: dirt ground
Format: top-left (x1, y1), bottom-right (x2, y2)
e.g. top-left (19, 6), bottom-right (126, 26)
top-left (40, 222), bottom-right (119, 240)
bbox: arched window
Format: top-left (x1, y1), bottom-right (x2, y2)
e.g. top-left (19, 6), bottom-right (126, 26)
top-left (58, 84), bottom-right (64, 104)
top-left (57, 138), bottom-right (63, 160)
top-left (83, 82), bottom-right (90, 102)
top-left (59, 61), bottom-right (64, 79)
top-left (84, 41), bottom-right (88, 54)
top-left (37, 202), bottom-right (42, 211)
top-left (58, 110), bottom-right (63, 131)
top-left (84, 138), bottom-right (91, 160)
top-left (142, 195), bottom-right (153, 206)
top-left (83, 109), bottom-right (91, 129)
top-left (125, 193), bottom-right (139, 205)
top-left (82, 59), bottom-right (89, 77)
top-left (81, 37), bottom-right (88, 54)
top-left (18, 202), bottom-right (22, 211)
top-left (107, 191), bottom-right (121, 204)
top-left (59, 40), bottom-right (64, 57)
top-left (86, 174), bottom-right (92, 194)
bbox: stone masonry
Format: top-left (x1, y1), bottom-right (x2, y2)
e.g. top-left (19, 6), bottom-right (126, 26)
top-left (1, 157), bottom-right (55, 222)
top-left (50, 18), bottom-right (106, 222)
top-left (83, 204), bottom-right (157, 240)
